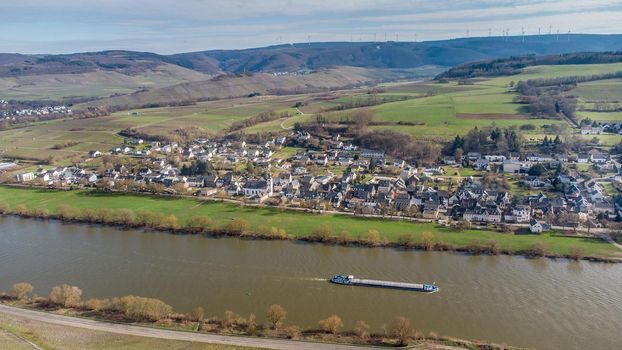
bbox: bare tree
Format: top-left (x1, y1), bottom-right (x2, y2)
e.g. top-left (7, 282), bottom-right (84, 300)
top-left (49, 284), bottom-right (82, 307)
top-left (12, 282), bottom-right (33, 300)
top-left (266, 304), bottom-right (287, 329)
top-left (389, 316), bottom-right (413, 346)
top-left (318, 314), bottom-right (344, 334)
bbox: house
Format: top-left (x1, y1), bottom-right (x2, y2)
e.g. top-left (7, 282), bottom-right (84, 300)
top-left (577, 153), bottom-right (590, 163)
top-left (472, 158), bottom-right (490, 171)
top-left (484, 155), bottom-right (506, 162)
top-left (526, 153), bottom-right (553, 163)
top-left (581, 126), bottom-right (603, 135)
top-left (243, 178), bottom-right (273, 198)
top-left (511, 205), bottom-right (531, 223)
top-left (16, 172), bottom-right (35, 182)
top-left (466, 152), bottom-right (481, 161)
top-left (443, 156), bottom-right (457, 165)
top-left (529, 218), bottom-right (543, 233)
top-left (359, 149), bottom-right (385, 159)
top-left (590, 152), bottom-right (610, 163)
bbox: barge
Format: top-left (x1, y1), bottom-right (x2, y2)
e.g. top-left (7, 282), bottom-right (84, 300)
top-left (330, 275), bottom-right (439, 293)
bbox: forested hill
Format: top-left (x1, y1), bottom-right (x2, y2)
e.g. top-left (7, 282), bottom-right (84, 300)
top-left (2, 34), bottom-right (622, 77)
top-left (436, 51), bottom-right (622, 80)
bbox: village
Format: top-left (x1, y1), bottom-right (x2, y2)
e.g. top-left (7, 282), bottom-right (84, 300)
top-left (7, 128), bottom-right (622, 234)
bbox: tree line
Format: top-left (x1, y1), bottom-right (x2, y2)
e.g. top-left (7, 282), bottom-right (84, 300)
top-left (436, 51), bottom-right (622, 80)
top-left (1, 282), bottom-right (462, 348)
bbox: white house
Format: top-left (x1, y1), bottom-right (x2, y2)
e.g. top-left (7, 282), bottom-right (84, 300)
top-left (16, 172), bottom-right (35, 182)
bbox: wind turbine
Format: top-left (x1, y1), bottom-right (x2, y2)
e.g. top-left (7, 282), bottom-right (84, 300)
top-left (521, 27), bottom-right (525, 43)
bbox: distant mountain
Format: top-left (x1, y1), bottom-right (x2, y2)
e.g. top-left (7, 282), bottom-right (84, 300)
top-left (171, 34), bottom-right (622, 74)
top-left (3, 34), bottom-right (622, 77)
top-left (2, 34), bottom-right (622, 103)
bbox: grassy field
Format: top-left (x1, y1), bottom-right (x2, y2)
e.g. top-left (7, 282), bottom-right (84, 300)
top-left (0, 96), bottom-right (301, 162)
top-left (0, 186), bottom-right (619, 259)
top-left (364, 63), bottom-right (622, 140)
top-left (0, 311), bottom-right (259, 350)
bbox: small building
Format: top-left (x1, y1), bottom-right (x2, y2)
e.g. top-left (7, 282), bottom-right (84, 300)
top-left (16, 172), bottom-right (35, 182)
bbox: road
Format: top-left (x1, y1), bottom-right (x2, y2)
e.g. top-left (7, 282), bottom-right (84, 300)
top-left (0, 304), bottom-right (366, 350)
top-left (280, 107), bottom-right (305, 130)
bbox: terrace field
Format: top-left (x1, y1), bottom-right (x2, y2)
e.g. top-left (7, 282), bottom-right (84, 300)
top-left (0, 186), bottom-right (620, 260)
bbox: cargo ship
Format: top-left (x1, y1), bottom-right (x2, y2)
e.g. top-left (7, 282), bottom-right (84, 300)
top-left (330, 275), bottom-right (439, 293)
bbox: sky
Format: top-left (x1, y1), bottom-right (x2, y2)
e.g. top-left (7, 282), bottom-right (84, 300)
top-left (1, 0), bottom-right (621, 54)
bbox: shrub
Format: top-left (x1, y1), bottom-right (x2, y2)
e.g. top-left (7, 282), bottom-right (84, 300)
top-left (319, 314), bottom-right (343, 334)
top-left (568, 246), bottom-right (584, 261)
top-left (33, 208), bottom-right (50, 218)
top-left (311, 225), bottom-right (332, 242)
top-left (354, 320), bottom-right (370, 339)
top-left (13, 204), bottom-right (29, 216)
top-left (526, 241), bottom-right (548, 257)
top-left (365, 229), bottom-right (381, 246)
top-left (160, 214), bottom-right (180, 230)
top-left (95, 208), bottom-right (114, 223)
top-left (224, 218), bottom-right (250, 234)
top-left (49, 284), bottom-right (82, 307)
top-left (136, 210), bottom-right (165, 228)
top-left (389, 316), bottom-right (413, 346)
top-left (487, 240), bottom-right (499, 255)
top-left (190, 306), bottom-right (205, 321)
top-left (113, 295), bottom-right (173, 321)
top-left (0, 201), bottom-right (9, 214)
top-left (266, 304), bottom-right (287, 329)
top-left (114, 208), bottom-right (135, 225)
top-left (185, 215), bottom-right (213, 233)
top-left (398, 233), bottom-right (415, 247)
top-left (285, 325), bottom-right (301, 339)
top-left (12, 282), bottom-right (33, 300)
top-left (245, 313), bottom-right (257, 335)
top-left (81, 208), bottom-right (97, 222)
top-left (56, 204), bottom-right (79, 221)
top-left (84, 298), bottom-right (108, 311)
top-left (419, 232), bottom-right (435, 250)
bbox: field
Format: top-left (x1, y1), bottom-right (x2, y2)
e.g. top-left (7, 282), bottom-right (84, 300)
top-left (364, 63), bottom-right (622, 140)
top-left (3, 61), bottom-right (622, 163)
top-left (0, 95), bottom-right (303, 162)
top-left (0, 186), bottom-right (619, 259)
top-left (0, 65), bottom-right (209, 101)
top-left (0, 311), bottom-right (258, 350)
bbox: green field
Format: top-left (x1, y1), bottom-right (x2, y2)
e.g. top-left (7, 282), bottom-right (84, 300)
top-left (0, 186), bottom-right (619, 259)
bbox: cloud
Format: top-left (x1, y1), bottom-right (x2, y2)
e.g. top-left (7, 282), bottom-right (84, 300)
top-left (1, 0), bottom-right (621, 53)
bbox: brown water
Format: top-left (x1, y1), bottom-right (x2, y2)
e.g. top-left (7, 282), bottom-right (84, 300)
top-left (0, 216), bottom-right (621, 349)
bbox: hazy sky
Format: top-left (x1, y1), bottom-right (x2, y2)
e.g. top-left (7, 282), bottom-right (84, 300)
top-left (1, 0), bottom-right (621, 54)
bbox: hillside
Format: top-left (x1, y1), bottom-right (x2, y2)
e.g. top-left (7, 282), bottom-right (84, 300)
top-left (437, 51), bottom-right (622, 79)
top-left (2, 34), bottom-right (622, 102)
top-left (81, 66), bottom-right (441, 109)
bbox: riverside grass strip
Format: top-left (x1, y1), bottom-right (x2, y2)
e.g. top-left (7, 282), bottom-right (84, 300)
top-left (0, 186), bottom-right (620, 260)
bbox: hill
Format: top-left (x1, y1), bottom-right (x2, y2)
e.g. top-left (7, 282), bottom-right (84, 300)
top-left (2, 34), bottom-right (622, 102)
top-left (437, 51), bottom-right (622, 79)
top-left (81, 66), bottom-right (441, 109)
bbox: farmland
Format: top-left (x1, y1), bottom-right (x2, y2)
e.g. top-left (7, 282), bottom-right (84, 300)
top-left (2, 61), bottom-right (622, 164)
top-left (0, 186), bottom-right (620, 259)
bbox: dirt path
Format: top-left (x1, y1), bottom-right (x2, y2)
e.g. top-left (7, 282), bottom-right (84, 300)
top-left (0, 327), bottom-right (46, 350)
top-left (0, 305), bottom-right (365, 350)
top-left (280, 108), bottom-right (305, 130)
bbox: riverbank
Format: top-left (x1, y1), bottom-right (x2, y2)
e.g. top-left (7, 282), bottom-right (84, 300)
top-left (0, 186), bottom-right (620, 262)
top-left (0, 294), bottom-right (521, 349)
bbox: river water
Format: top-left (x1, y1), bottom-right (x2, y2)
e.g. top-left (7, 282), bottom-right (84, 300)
top-left (0, 216), bottom-right (621, 349)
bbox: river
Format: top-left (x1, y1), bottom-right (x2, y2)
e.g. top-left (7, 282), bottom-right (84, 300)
top-left (0, 216), bottom-right (621, 349)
